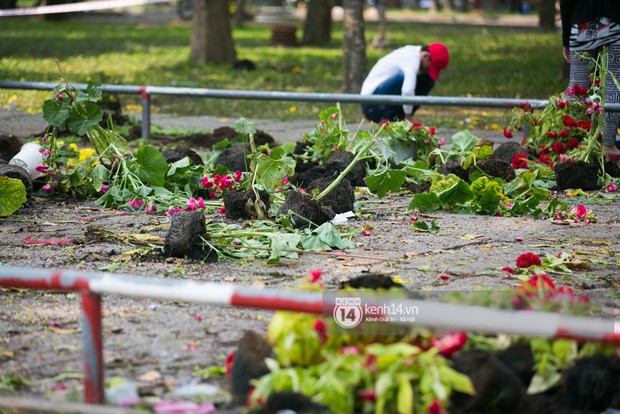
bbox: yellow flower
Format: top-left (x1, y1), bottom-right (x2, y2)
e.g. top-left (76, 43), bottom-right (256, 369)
top-left (69, 143), bottom-right (79, 152)
top-left (289, 106), bottom-right (297, 113)
top-left (79, 148), bottom-right (96, 162)
top-left (292, 66), bottom-right (302, 74)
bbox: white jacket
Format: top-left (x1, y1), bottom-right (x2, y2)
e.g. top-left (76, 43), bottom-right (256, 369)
top-left (360, 45), bottom-right (422, 115)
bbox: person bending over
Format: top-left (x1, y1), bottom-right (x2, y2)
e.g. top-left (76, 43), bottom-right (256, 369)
top-left (360, 43), bottom-right (450, 123)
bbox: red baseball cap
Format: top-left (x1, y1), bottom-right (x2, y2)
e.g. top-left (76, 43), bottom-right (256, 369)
top-left (428, 43), bottom-right (450, 80)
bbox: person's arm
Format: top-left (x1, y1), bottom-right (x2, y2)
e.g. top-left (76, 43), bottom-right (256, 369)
top-left (559, 0), bottom-right (575, 51)
top-left (400, 53), bottom-right (420, 118)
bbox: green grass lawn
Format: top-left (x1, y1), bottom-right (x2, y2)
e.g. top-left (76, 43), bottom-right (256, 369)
top-left (0, 11), bottom-right (567, 128)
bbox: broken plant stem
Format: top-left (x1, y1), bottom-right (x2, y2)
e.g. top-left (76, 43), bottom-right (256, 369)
top-left (55, 59), bottom-right (76, 101)
top-left (315, 125), bottom-right (384, 202)
top-left (208, 242), bottom-right (400, 262)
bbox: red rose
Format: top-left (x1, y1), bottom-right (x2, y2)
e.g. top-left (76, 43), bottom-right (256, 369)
top-left (538, 153), bottom-right (554, 168)
top-left (431, 332), bottom-right (468, 358)
top-left (578, 119), bottom-right (591, 130)
top-left (558, 127), bottom-right (570, 138)
top-left (516, 252), bottom-right (542, 268)
top-left (566, 137), bottom-right (579, 149)
top-left (545, 131), bottom-right (557, 138)
top-left (551, 141), bottom-right (566, 154)
top-left (312, 319), bottom-right (327, 343)
top-left (562, 114), bottom-right (579, 128)
top-left (429, 126), bottom-right (437, 136)
top-left (511, 153), bottom-right (529, 169)
top-left (503, 126), bottom-right (513, 138)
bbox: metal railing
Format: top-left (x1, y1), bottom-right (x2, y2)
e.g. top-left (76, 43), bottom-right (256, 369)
top-left (6, 79), bottom-right (618, 140)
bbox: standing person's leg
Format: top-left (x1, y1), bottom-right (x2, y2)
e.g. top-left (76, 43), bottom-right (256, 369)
top-left (604, 45), bottom-right (620, 159)
top-left (411, 73), bottom-right (436, 116)
top-left (362, 71), bottom-right (405, 122)
top-left (568, 49), bottom-right (592, 91)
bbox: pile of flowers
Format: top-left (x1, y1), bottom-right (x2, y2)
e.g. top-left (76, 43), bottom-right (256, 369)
top-left (505, 51), bottom-right (608, 167)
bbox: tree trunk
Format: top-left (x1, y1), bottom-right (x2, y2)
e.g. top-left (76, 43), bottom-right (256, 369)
top-left (234, 0), bottom-right (249, 28)
top-left (443, 0), bottom-right (455, 11)
top-left (370, 0), bottom-right (391, 49)
top-left (302, 0), bottom-right (332, 45)
top-left (342, 0), bottom-right (366, 93)
top-left (430, 0), bottom-right (442, 12)
top-left (480, 0), bottom-right (501, 11)
top-left (538, 0), bottom-right (556, 31)
top-left (190, 0), bottom-right (237, 65)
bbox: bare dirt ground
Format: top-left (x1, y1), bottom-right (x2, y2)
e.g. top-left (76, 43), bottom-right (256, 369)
top-left (0, 109), bottom-right (619, 413)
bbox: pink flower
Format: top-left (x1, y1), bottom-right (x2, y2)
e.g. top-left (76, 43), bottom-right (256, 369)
top-left (514, 237), bottom-right (523, 242)
top-left (196, 197), bottom-right (205, 209)
top-left (35, 164), bottom-right (50, 173)
top-left (42, 184), bottom-right (53, 192)
top-left (99, 183), bottom-right (110, 194)
top-left (571, 204), bottom-right (588, 221)
top-left (165, 207), bottom-right (183, 216)
top-left (516, 252), bottom-right (541, 268)
top-left (437, 138), bottom-right (446, 148)
top-left (358, 390), bottom-right (377, 402)
top-left (55, 92), bottom-right (63, 100)
top-left (234, 170), bottom-right (242, 182)
top-left (362, 230), bottom-right (371, 236)
top-left (145, 205), bottom-right (157, 213)
top-left (607, 183), bottom-right (618, 193)
top-left (556, 99), bottom-right (568, 108)
top-left (201, 176), bottom-right (213, 189)
top-left (186, 343), bottom-right (201, 351)
top-left (194, 313), bottom-right (203, 321)
top-left (187, 197), bottom-right (197, 211)
top-left (218, 206), bottom-right (226, 215)
top-left (40, 148), bottom-right (52, 156)
top-left (339, 346), bottom-right (360, 355)
top-left (308, 268), bottom-right (322, 283)
top-left (439, 273), bottom-right (450, 280)
top-left (428, 399), bottom-right (447, 414)
top-left (409, 215), bottom-right (419, 222)
top-left (312, 319), bottom-right (327, 343)
top-left (128, 198), bottom-right (143, 208)
top-left (281, 177), bottom-right (289, 185)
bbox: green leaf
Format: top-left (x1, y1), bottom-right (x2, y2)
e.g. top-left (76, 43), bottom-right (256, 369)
top-left (255, 153), bottom-right (295, 190)
top-left (233, 117), bottom-right (256, 136)
top-left (135, 145), bottom-right (169, 187)
top-left (438, 365), bottom-right (475, 395)
top-left (397, 374), bottom-right (413, 414)
top-left (0, 176), bottom-right (27, 217)
top-left (67, 103), bottom-right (103, 136)
top-left (213, 138), bottom-right (231, 151)
top-left (408, 192), bottom-right (441, 213)
top-left (90, 164), bottom-right (110, 193)
top-left (411, 219), bottom-right (440, 233)
top-left (436, 178), bottom-right (474, 206)
top-left (42, 99), bottom-right (70, 130)
top-left (167, 157), bottom-right (192, 176)
top-left (366, 169), bottom-right (407, 198)
top-left (451, 130), bottom-right (478, 152)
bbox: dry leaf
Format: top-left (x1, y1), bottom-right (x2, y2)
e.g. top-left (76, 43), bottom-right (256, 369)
top-left (139, 370), bottom-right (162, 382)
top-left (49, 327), bottom-right (81, 335)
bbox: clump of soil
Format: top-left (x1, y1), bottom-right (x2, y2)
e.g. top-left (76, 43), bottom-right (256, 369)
top-left (164, 211), bottom-right (215, 261)
top-left (290, 160), bottom-right (327, 188)
top-left (223, 189), bottom-right (271, 220)
top-left (162, 148), bottom-right (204, 165)
top-left (437, 160), bottom-right (469, 182)
top-left (0, 134), bottom-right (23, 162)
top-left (468, 159), bottom-right (516, 182)
top-left (555, 161), bottom-right (600, 191)
top-left (276, 190), bottom-right (335, 228)
top-left (605, 160), bottom-right (620, 178)
top-left (307, 177), bottom-right (355, 214)
top-left (490, 141), bottom-right (526, 164)
top-left (325, 151), bottom-right (366, 187)
top-left (215, 144), bottom-right (251, 172)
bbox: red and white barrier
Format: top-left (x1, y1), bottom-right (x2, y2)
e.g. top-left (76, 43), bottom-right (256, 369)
top-left (0, 0), bottom-right (171, 17)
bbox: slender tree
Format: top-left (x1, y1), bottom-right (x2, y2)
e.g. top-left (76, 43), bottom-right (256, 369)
top-left (190, 0), bottom-right (237, 65)
top-left (302, 0), bottom-right (333, 45)
top-left (538, 0), bottom-right (557, 31)
top-left (342, 0), bottom-right (366, 93)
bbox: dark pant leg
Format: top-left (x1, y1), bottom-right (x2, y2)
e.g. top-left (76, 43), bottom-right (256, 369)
top-left (411, 73), bottom-right (435, 115)
top-left (362, 71), bottom-right (436, 122)
top-left (362, 71), bottom-right (405, 122)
